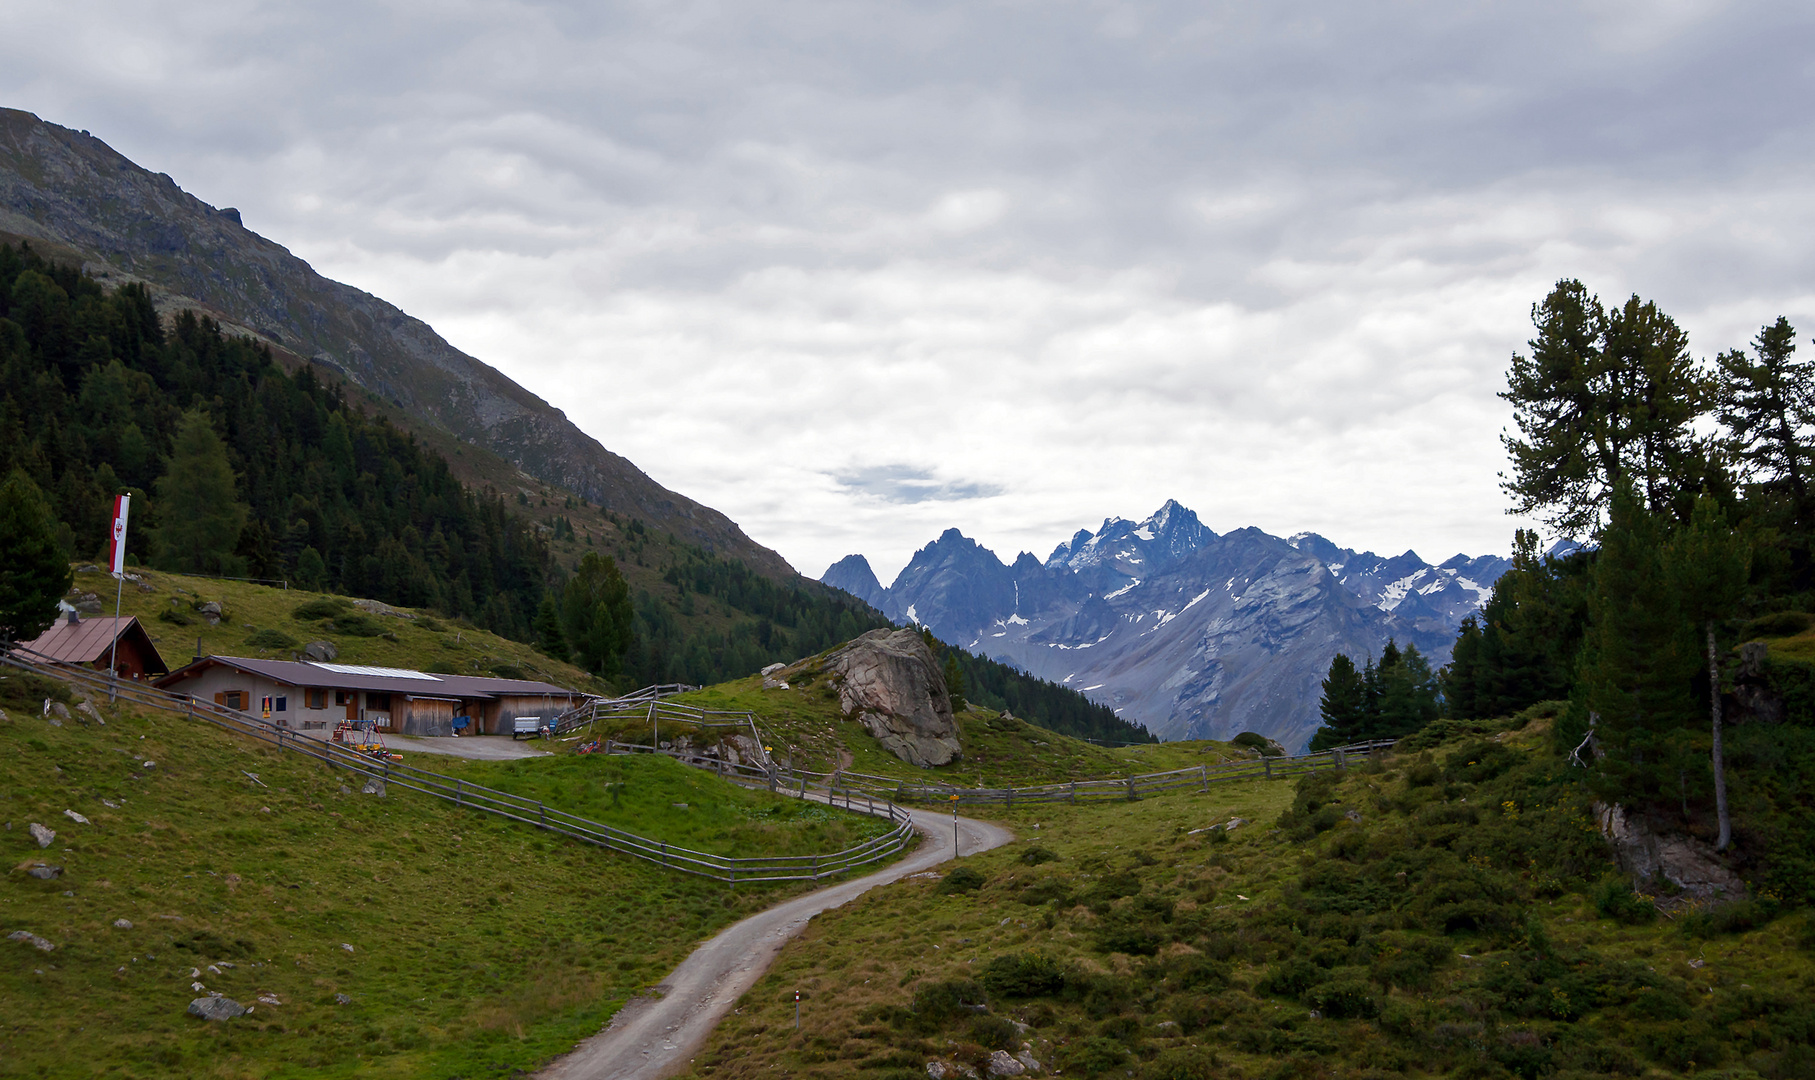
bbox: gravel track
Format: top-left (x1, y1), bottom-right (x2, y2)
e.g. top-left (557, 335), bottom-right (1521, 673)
top-left (536, 804), bottom-right (1014, 1080)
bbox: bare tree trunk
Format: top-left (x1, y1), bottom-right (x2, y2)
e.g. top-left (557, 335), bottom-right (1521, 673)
top-left (1708, 619), bottom-right (1731, 851)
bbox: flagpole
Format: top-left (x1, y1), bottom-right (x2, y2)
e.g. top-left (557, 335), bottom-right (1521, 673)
top-left (106, 494), bottom-right (130, 704)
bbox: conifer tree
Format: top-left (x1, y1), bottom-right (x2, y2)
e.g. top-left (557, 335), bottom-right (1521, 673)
top-left (151, 408), bottom-right (249, 575)
top-left (1665, 494), bottom-right (1750, 849)
top-left (560, 553), bottom-right (634, 681)
top-left (1310, 652), bottom-right (1368, 750)
top-left (1716, 317), bottom-right (1813, 523)
top-left (942, 651), bottom-right (966, 713)
top-left (0, 470), bottom-right (72, 645)
top-left (534, 590), bottom-right (569, 662)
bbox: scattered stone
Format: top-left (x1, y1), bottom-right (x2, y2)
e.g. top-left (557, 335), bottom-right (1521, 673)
top-left (29, 823), bottom-right (54, 848)
top-left (1224, 817), bottom-right (1249, 831)
top-left (1015, 1050), bottom-right (1042, 1073)
top-left (302, 640), bottom-right (339, 662)
top-left (63, 809), bottom-right (90, 825)
top-left (926, 1063), bottom-right (950, 1080)
top-left (334, 992), bottom-right (352, 1004)
top-left (672, 803), bottom-right (688, 810)
top-left (361, 778), bottom-right (385, 797)
top-left (340, 942), bottom-right (355, 953)
top-left (1345, 809), bottom-right (1363, 823)
top-left (75, 563), bottom-right (101, 573)
top-left (196, 601), bottom-right (223, 626)
top-left (113, 919), bottom-right (133, 930)
top-left (338, 784), bottom-right (351, 795)
top-left (760, 662), bottom-right (787, 676)
top-left (762, 676), bottom-right (790, 690)
top-left (0, 707), bottom-right (8, 723)
top-left (352, 598), bottom-right (413, 619)
top-left (43, 700), bottom-right (70, 724)
top-left (187, 996), bottom-right (245, 1021)
top-left (8, 930), bottom-right (54, 951)
top-left (1597, 803), bottom-right (1747, 902)
top-left (192, 980), bottom-right (206, 991)
top-left (1688, 958), bottom-right (1706, 969)
top-left (190, 967), bottom-right (201, 978)
top-left (987, 1050), bottom-right (1026, 1076)
top-left (257, 992), bottom-right (282, 1006)
top-left (207, 964), bottom-right (222, 975)
top-left (101, 799), bottom-right (119, 809)
top-left (75, 701), bottom-right (105, 726)
top-left (74, 598), bottom-right (104, 614)
top-left (27, 866), bottom-right (61, 880)
top-left (142, 761), bottom-right (156, 769)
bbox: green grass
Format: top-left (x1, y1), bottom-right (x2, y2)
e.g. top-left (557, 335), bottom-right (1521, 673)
top-left (66, 567), bottom-right (606, 693)
top-left (411, 753), bottom-right (894, 859)
top-left (677, 715), bottom-right (1815, 1080)
top-left (668, 672), bottom-right (1249, 790)
top-left (0, 671), bottom-right (899, 1079)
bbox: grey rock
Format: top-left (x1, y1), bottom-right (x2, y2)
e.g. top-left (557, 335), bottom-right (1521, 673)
top-left (1015, 1050), bottom-right (1042, 1073)
top-left (74, 701), bottom-right (104, 726)
top-left (74, 598), bottom-right (104, 614)
top-left (361, 778), bottom-right (386, 797)
top-left (925, 1063), bottom-right (950, 1080)
top-left (187, 996), bottom-right (245, 1021)
top-left (113, 919), bottom-right (133, 929)
top-left (759, 662), bottom-right (787, 676)
top-left (1345, 809), bottom-right (1363, 823)
top-left (43, 700), bottom-right (70, 723)
top-left (75, 563), bottom-right (102, 573)
top-left (1597, 803), bottom-right (1747, 903)
top-left (335, 992), bottom-right (352, 1004)
top-left (339, 784), bottom-right (352, 795)
top-left (822, 629), bottom-right (963, 767)
top-left (352, 598), bottom-right (412, 619)
top-left (63, 809), bottom-right (90, 825)
top-left (29, 822), bottom-right (54, 848)
top-left (8, 930), bottom-right (54, 951)
top-left (987, 1049), bottom-right (1026, 1076)
top-left (0, 707), bottom-right (8, 723)
top-left (27, 865), bottom-right (62, 880)
top-left (302, 640), bottom-right (339, 662)
top-left (195, 601), bottom-right (222, 616)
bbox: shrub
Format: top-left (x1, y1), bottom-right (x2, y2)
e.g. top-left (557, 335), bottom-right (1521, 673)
top-left (909, 979), bottom-right (987, 1026)
top-left (1020, 845), bottom-right (1058, 865)
top-left (1258, 957), bottom-right (1320, 999)
top-left (1592, 878), bottom-right (1657, 925)
top-left (1308, 970), bottom-right (1379, 1019)
top-left (1056, 1036), bottom-right (1129, 1077)
top-left (157, 605), bottom-right (194, 626)
top-left (1232, 731), bottom-right (1283, 756)
top-left (291, 596), bottom-right (349, 621)
top-left (967, 1013), bottom-right (1020, 1051)
top-left (244, 628), bottom-right (297, 650)
top-left (937, 866), bottom-right (986, 894)
top-left (1140, 1046), bottom-right (1220, 1080)
top-left (330, 612), bottom-right (385, 637)
top-left (981, 951), bottom-right (1067, 998)
top-left (1745, 610), bottom-right (1813, 638)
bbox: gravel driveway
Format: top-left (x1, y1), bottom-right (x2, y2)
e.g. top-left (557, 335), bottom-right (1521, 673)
top-left (536, 803), bottom-right (1014, 1080)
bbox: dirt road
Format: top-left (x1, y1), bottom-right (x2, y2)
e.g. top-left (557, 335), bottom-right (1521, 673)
top-left (536, 805), bottom-right (1013, 1080)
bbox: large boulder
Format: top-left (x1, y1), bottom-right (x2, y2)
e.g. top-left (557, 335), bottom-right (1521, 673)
top-left (821, 629), bottom-right (962, 767)
top-left (1597, 803), bottom-right (1746, 903)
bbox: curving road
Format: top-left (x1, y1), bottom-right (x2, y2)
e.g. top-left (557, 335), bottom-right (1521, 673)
top-left (536, 805), bottom-right (1013, 1080)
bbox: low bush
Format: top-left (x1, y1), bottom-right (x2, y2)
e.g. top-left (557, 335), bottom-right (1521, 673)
top-left (980, 951), bottom-right (1067, 998)
top-left (291, 596), bottom-right (349, 621)
top-left (1020, 845), bottom-right (1059, 865)
top-left (937, 866), bottom-right (986, 894)
top-left (244, 627), bottom-right (298, 650)
top-left (1592, 877), bottom-right (1657, 925)
top-left (330, 611), bottom-right (385, 637)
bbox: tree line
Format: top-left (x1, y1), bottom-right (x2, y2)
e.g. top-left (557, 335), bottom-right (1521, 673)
top-left (1312, 279), bottom-right (1813, 883)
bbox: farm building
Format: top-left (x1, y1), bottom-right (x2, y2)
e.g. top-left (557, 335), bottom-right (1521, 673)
top-left (153, 656), bottom-right (580, 738)
top-left (20, 613), bottom-right (169, 679)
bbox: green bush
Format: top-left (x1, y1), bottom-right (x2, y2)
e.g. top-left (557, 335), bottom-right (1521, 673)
top-left (937, 866), bottom-right (986, 894)
top-left (244, 627), bottom-right (297, 650)
top-left (908, 979), bottom-right (987, 1026)
top-left (1308, 970), bottom-right (1378, 1019)
top-left (967, 1013), bottom-right (1019, 1051)
top-left (157, 605), bottom-right (194, 626)
top-left (330, 611), bottom-right (385, 637)
top-left (1056, 1035), bottom-right (1130, 1077)
top-left (1593, 878), bottom-right (1657, 925)
top-left (1139, 1046), bottom-right (1220, 1080)
top-left (1745, 610), bottom-right (1813, 638)
top-left (1020, 845), bottom-right (1058, 865)
top-left (291, 596), bottom-right (349, 621)
top-left (980, 951), bottom-right (1067, 998)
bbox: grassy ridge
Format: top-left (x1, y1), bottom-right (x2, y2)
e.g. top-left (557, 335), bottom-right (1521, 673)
top-left (680, 716), bottom-right (1815, 1080)
top-left (0, 670), bottom-right (897, 1079)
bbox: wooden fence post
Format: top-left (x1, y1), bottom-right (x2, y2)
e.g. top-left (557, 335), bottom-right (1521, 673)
top-left (1126, 777), bottom-right (1138, 801)
top-left (1201, 765), bottom-right (1208, 792)
top-left (1263, 757), bottom-right (1272, 779)
top-left (1070, 781), bottom-right (1077, 804)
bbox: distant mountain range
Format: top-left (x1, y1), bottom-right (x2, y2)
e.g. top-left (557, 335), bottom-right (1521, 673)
top-left (823, 501), bottom-right (1513, 751)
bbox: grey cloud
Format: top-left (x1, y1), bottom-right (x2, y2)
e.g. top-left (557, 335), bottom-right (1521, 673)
top-left (832, 465), bottom-right (1004, 505)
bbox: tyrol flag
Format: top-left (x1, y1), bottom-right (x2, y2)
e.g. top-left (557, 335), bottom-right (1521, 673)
top-left (106, 494), bottom-right (131, 577)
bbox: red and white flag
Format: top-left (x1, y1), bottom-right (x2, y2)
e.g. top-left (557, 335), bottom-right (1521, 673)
top-left (106, 494), bottom-right (131, 577)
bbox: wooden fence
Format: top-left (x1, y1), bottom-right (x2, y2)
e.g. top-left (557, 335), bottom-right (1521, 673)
top-left (1, 650), bottom-right (913, 885)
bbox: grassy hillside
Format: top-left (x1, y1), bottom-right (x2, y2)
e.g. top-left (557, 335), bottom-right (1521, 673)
top-left (63, 566), bottom-right (606, 692)
top-left (653, 672), bottom-right (1248, 790)
top-left (679, 714), bottom-right (1815, 1080)
top-left (0, 668), bottom-right (902, 1079)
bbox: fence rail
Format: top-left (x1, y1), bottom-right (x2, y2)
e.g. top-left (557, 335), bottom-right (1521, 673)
top-left (0, 650), bottom-right (912, 885)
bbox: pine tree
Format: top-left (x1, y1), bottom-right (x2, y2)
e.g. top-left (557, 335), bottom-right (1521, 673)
top-left (533, 590), bottom-right (569, 662)
top-left (942, 651), bottom-right (966, 713)
top-left (1572, 484), bottom-right (1699, 810)
top-left (0, 470), bottom-right (72, 645)
top-left (1716, 317), bottom-right (1813, 521)
top-left (560, 553), bottom-right (635, 681)
top-left (1441, 616), bottom-right (1485, 720)
top-left (151, 408), bottom-right (249, 575)
top-left (1665, 494), bottom-right (1750, 849)
top-left (1376, 641), bottom-right (1441, 738)
top-left (1310, 652), bottom-right (1368, 750)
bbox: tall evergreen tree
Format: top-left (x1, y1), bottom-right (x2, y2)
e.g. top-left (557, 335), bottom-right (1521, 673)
top-left (1665, 494), bottom-right (1751, 849)
top-left (560, 552), bottom-right (635, 682)
top-left (1441, 615), bottom-right (1485, 720)
top-left (151, 408), bottom-right (249, 575)
top-left (1570, 484), bottom-right (1699, 810)
top-left (1310, 652), bottom-right (1368, 750)
top-left (1716, 317), bottom-right (1813, 522)
top-left (1376, 641), bottom-right (1441, 738)
top-left (533, 590), bottom-right (569, 663)
top-left (0, 470), bottom-right (72, 645)
top-left (1502, 281), bottom-right (1712, 537)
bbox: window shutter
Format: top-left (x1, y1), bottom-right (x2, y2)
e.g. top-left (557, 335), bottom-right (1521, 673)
top-left (214, 692), bottom-right (225, 706)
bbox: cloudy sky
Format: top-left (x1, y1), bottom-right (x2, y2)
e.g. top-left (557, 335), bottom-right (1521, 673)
top-left (6, 1), bottom-right (1814, 581)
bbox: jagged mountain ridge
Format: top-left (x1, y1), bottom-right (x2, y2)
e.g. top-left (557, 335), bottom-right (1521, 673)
top-left (0, 107), bottom-right (795, 580)
top-left (823, 501), bottom-right (1510, 751)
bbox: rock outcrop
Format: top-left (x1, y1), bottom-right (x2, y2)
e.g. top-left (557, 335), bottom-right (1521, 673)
top-left (821, 629), bottom-right (963, 767)
top-left (1596, 803), bottom-right (1746, 903)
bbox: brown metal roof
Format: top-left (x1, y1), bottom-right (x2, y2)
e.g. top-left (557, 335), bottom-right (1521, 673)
top-left (153, 655), bottom-right (576, 701)
top-left (19, 616), bottom-right (168, 674)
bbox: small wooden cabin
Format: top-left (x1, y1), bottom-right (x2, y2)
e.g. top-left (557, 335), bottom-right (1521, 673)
top-left (19, 613), bottom-right (168, 679)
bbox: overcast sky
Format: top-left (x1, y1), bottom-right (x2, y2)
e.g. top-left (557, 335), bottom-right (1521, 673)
top-left (6, 1), bottom-right (1814, 582)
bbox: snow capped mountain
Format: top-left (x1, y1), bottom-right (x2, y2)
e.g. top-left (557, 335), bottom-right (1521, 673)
top-left (823, 502), bottom-right (1512, 752)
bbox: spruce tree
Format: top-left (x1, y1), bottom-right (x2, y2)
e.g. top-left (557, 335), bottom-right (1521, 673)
top-left (534, 590), bottom-right (570, 662)
top-left (151, 408), bottom-right (249, 575)
top-left (942, 651), bottom-right (966, 713)
top-left (1310, 652), bottom-right (1368, 750)
top-left (1572, 484), bottom-right (1698, 810)
top-left (560, 552), bottom-right (635, 681)
top-left (1665, 494), bottom-right (1750, 849)
top-left (0, 470), bottom-right (72, 645)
